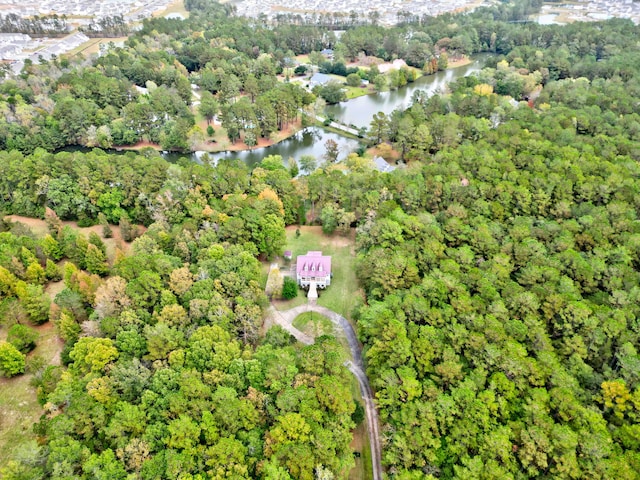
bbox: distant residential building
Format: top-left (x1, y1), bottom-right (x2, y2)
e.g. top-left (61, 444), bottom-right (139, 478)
top-left (373, 156), bottom-right (396, 173)
top-left (308, 72), bottom-right (333, 88)
top-left (296, 251), bottom-right (331, 288)
top-left (320, 48), bottom-right (334, 59)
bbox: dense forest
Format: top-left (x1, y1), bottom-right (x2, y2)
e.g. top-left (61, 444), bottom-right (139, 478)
top-left (3, 0), bottom-right (640, 478)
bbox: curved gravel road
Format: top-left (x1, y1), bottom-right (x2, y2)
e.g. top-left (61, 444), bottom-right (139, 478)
top-left (267, 304), bottom-right (383, 480)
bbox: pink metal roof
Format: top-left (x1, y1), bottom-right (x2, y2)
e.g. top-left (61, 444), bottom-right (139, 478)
top-left (296, 251), bottom-right (331, 277)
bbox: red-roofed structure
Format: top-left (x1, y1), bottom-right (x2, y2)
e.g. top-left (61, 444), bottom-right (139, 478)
top-left (296, 251), bottom-right (332, 288)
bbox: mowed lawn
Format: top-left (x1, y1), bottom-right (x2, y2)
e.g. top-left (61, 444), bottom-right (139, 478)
top-left (277, 226), bottom-right (362, 320)
top-left (292, 311), bottom-right (336, 337)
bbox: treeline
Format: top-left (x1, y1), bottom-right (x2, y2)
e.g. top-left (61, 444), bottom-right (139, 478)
top-left (0, 13), bottom-right (68, 36)
top-left (80, 15), bottom-right (129, 38)
top-left (346, 114), bottom-right (640, 476)
top-left (0, 148), bottom-right (308, 253)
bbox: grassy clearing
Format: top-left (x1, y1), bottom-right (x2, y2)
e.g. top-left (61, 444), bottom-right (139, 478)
top-left (292, 312), bottom-right (335, 337)
top-left (274, 226), bottom-right (362, 320)
top-left (344, 85), bottom-right (373, 100)
top-left (319, 123), bottom-right (361, 141)
top-left (4, 215), bottom-right (138, 261)
top-left (0, 374), bottom-right (40, 464)
top-left (270, 288), bottom-right (307, 310)
top-left (153, 0), bottom-right (190, 18)
top-left (67, 36), bottom-right (129, 57)
top-left (0, 322), bottom-right (62, 463)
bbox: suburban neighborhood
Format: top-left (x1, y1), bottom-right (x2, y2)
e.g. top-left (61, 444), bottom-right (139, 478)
top-left (536, 0), bottom-right (640, 24)
top-left (233, 0), bottom-right (486, 25)
top-left (2, 0), bottom-right (640, 76)
top-left (1, 32), bottom-right (91, 74)
top-left (0, 0), bottom-right (174, 74)
top-left (0, 0), bottom-right (173, 20)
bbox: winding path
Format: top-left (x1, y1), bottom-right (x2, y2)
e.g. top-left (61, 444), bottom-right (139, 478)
top-left (267, 304), bottom-right (383, 480)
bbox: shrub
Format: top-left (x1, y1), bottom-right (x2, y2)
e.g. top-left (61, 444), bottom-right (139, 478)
top-left (98, 213), bottom-right (113, 238)
top-left (0, 341), bottom-right (26, 377)
top-left (281, 277), bottom-right (298, 300)
top-left (346, 73), bottom-right (361, 87)
top-left (7, 323), bottom-right (38, 353)
top-left (352, 401), bottom-right (365, 425)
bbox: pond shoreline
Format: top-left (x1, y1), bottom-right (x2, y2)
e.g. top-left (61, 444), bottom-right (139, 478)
top-left (63, 53), bottom-right (491, 166)
top-left (113, 54), bottom-right (480, 156)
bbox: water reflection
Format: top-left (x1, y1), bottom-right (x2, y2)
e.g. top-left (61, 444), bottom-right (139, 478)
top-left (325, 54), bottom-right (491, 129)
top-left (533, 13), bottom-right (562, 25)
top-left (164, 127), bottom-right (361, 167)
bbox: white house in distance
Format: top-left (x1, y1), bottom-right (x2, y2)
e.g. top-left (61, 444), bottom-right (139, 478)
top-left (308, 72), bottom-right (333, 89)
top-left (296, 251), bottom-right (331, 288)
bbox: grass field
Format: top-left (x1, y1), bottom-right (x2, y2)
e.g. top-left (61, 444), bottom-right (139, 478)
top-left (66, 36), bottom-right (129, 57)
top-left (4, 215), bottom-right (140, 262)
top-left (153, 0), bottom-right (190, 18)
top-left (292, 311), bottom-right (336, 337)
top-left (274, 226), bottom-right (362, 320)
top-left (0, 373), bottom-right (40, 464)
top-left (344, 85), bottom-right (374, 100)
top-left (0, 322), bottom-right (62, 463)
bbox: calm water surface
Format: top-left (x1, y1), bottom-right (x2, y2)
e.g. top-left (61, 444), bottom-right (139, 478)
top-left (324, 53), bottom-right (491, 129)
top-left (165, 128), bottom-right (361, 167)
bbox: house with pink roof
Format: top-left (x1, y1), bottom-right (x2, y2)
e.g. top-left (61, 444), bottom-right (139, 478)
top-left (296, 251), bottom-right (331, 289)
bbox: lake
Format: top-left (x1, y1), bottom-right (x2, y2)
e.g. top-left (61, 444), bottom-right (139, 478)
top-left (324, 54), bottom-right (491, 129)
top-left (152, 53), bottom-right (492, 165)
top-left (164, 128), bottom-right (361, 167)
top-left (534, 13), bottom-right (562, 25)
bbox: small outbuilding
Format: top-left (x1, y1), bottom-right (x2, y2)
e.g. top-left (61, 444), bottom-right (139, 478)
top-left (373, 156), bottom-right (396, 173)
top-left (321, 48), bottom-right (334, 59)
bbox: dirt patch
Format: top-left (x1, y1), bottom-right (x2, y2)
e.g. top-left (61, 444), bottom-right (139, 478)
top-left (31, 322), bottom-right (63, 366)
top-left (194, 118), bottom-right (303, 153)
top-left (118, 140), bottom-right (161, 151)
top-left (448, 56), bottom-right (472, 69)
top-left (367, 145), bottom-right (401, 163)
top-left (44, 280), bottom-right (65, 301)
top-left (349, 421), bottom-right (369, 480)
